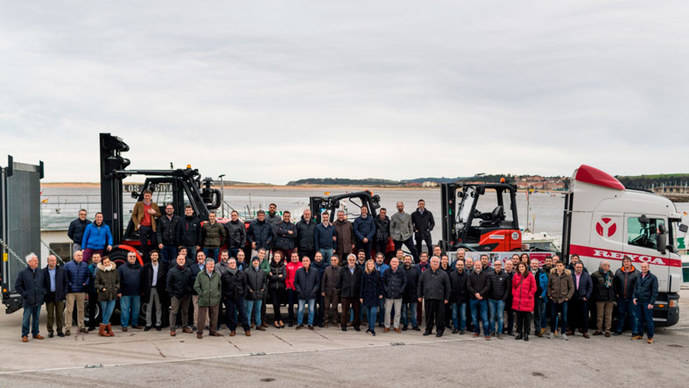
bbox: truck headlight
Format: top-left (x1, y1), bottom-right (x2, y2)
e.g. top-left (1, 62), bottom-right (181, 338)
top-left (669, 300), bottom-right (678, 308)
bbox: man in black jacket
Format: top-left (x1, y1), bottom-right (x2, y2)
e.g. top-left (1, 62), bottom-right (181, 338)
top-left (296, 209), bottom-right (316, 260)
top-left (274, 211), bottom-right (297, 258)
top-left (16, 253), bottom-right (46, 342)
top-left (488, 260), bottom-right (509, 338)
top-left (418, 256), bottom-right (450, 337)
top-left (374, 208), bottom-right (391, 258)
top-left (157, 203), bottom-right (181, 266)
top-left (338, 254), bottom-right (362, 332)
top-left (143, 250), bottom-right (167, 331)
top-left (167, 254), bottom-right (193, 336)
top-left (411, 199), bottom-right (435, 256)
top-left (449, 259), bottom-right (468, 334)
top-left (467, 261), bottom-right (491, 339)
top-left (178, 205), bottom-right (201, 265)
top-left (68, 209), bottom-right (90, 253)
top-left (401, 255), bottom-right (420, 331)
top-left (225, 210), bottom-right (247, 259)
top-left (592, 261), bottom-right (615, 337)
top-left (614, 256), bottom-right (640, 336)
top-left (568, 262), bottom-right (592, 338)
top-left (294, 256), bottom-right (320, 329)
top-left (43, 254), bottom-right (68, 338)
top-left (383, 257), bottom-right (407, 333)
top-left (118, 252), bottom-right (143, 331)
top-left (222, 258), bottom-right (250, 336)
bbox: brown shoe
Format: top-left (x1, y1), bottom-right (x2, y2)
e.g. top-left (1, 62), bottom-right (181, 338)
top-left (384, 328), bottom-right (390, 333)
top-left (106, 324), bottom-right (115, 337)
top-left (245, 330), bottom-right (251, 336)
top-left (197, 333), bottom-right (203, 339)
top-left (122, 327), bottom-right (128, 332)
top-left (394, 328), bottom-right (401, 333)
top-left (647, 338), bottom-right (654, 344)
top-left (261, 323), bottom-right (269, 329)
top-left (183, 327), bottom-right (193, 334)
top-left (170, 331), bottom-right (176, 337)
top-left (582, 333), bottom-right (590, 339)
top-left (230, 330), bottom-right (236, 337)
top-left (21, 336), bottom-right (28, 342)
top-left (632, 335), bottom-right (643, 340)
top-left (604, 332), bottom-right (611, 337)
top-left (99, 324), bottom-right (107, 337)
top-left (33, 334), bottom-right (45, 340)
top-left (64, 330), bottom-right (71, 336)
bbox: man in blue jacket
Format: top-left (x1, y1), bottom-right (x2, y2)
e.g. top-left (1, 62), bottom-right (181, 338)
top-left (248, 210), bottom-right (273, 256)
top-left (81, 212), bottom-right (113, 263)
top-left (43, 254), bottom-right (68, 337)
top-left (314, 212), bottom-right (336, 262)
top-left (16, 253), bottom-right (46, 342)
top-left (633, 262), bottom-right (658, 344)
top-left (353, 206), bottom-right (376, 259)
top-left (568, 262), bottom-right (592, 338)
top-left (64, 250), bottom-right (90, 336)
top-left (68, 209), bottom-right (90, 253)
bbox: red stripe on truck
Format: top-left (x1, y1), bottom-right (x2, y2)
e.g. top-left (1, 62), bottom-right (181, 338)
top-left (570, 244), bottom-right (681, 267)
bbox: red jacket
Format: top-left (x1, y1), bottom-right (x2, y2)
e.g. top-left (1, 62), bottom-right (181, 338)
top-left (511, 272), bottom-right (537, 312)
top-left (285, 261), bottom-right (302, 290)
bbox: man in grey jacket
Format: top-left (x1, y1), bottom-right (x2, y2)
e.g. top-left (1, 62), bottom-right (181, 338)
top-left (390, 202), bottom-right (418, 262)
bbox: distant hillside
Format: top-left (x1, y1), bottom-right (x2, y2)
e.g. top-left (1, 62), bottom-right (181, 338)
top-left (617, 174), bottom-right (689, 188)
top-left (286, 178), bottom-right (402, 186)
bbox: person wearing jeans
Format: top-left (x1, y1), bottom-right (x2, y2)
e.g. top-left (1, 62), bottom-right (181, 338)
top-left (449, 259), bottom-right (468, 333)
top-left (64, 250), bottom-right (90, 335)
top-left (118, 252), bottom-right (143, 331)
top-left (294, 257), bottom-right (320, 329)
top-left (633, 262), bottom-right (658, 344)
top-left (488, 260), bottom-right (509, 338)
top-left (16, 253), bottom-right (46, 342)
top-left (360, 259), bottom-right (383, 336)
top-left (245, 256), bottom-right (267, 331)
top-left (467, 261), bottom-right (491, 338)
top-left (285, 252), bottom-right (302, 326)
top-left (614, 256), bottom-right (640, 336)
top-left (531, 259), bottom-right (549, 337)
top-left (547, 261), bottom-right (574, 340)
top-left (95, 256), bottom-right (119, 337)
top-left (401, 255), bottom-right (420, 330)
top-left (314, 212), bottom-right (336, 263)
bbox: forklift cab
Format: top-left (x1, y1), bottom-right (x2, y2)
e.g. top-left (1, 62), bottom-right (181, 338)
top-left (309, 191), bottom-right (382, 223)
top-left (441, 182), bottom-right (521, 251)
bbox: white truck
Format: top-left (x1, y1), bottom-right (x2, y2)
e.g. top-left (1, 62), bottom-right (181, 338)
top-left (561, 164), bottom-right (684, 326)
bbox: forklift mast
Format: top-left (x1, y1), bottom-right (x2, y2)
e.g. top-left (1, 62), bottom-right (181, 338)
top-left (309, 191), bottom-right (382, 223)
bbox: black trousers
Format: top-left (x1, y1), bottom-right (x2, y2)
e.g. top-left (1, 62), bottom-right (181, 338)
top-left (516, 311), bottom-right (532, 336)
top-left (87, 289), bottom-right (99, 329)
top-left (341, 297), bottom-right (361, 329)
top-left (375, 240), bottom-right (388, 258)
top-left (355, 240), bottom-right (373, 258)
top-left (571, 299), bottom-right (590, 333)
top-left (224, 297), bottom-right (248, 331)
top-left (271, 288), bottom-right (284, 322)
top-left (415, 232), bottom-right (433, 257)
top-left (424, 299), bottom-right (444, 334)
top-left (394, 238), bottom-right (418, 263)
top-left (138, 225), bottom-right (156, 261)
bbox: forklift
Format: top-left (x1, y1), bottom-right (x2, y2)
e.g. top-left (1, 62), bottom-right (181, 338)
top-left (439, 181), bottom-right (522, 252)
top-left (100, 133), bottom-right (223, 265)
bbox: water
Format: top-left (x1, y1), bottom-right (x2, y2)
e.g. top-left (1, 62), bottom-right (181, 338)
top-left (40, 186), bottom-right (689, 244)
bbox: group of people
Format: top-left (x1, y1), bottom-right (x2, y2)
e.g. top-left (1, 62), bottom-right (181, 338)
top-left (16, 196), bottom-right (658, 344)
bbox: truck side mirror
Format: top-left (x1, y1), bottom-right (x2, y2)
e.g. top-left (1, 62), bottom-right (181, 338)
top-left (657, 231), bottom-right (667, 254)
top-left (680, 224), bottom-right (689, 233)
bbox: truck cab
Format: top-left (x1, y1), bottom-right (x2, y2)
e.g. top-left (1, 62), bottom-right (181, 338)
top-left (562, 165), bottom-right (684, 326)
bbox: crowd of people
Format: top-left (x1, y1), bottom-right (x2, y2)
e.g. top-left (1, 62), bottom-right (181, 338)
top-left (16, 193), bottom-right (659, 345)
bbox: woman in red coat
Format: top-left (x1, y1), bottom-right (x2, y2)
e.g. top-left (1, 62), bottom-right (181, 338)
top-left (512, 262), bottom-right (537, 341)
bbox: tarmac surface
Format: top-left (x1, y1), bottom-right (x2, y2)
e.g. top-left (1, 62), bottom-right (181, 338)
top-left (1, 290), bottom-right (688, 388)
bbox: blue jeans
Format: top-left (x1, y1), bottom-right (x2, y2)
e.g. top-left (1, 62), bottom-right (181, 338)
top-left (160, 245), bottom-right (178, 266)
top-left (120, 295), bottom-right (141, 328)
top-left (616, 298), bottom-right (640, 334)
top-left (366, 306), bottom-right (378, 332)
top-left (452, 302), bottom-right (467, 331)
top-left (100, 300), bottom-right (117, 325)
top-left (21, 305), bottom-right (41, 337)
top-left (204, 248), bottom-right (220, 262)
top-left (377, 298), bottom-right (386, 325)
top-left (534, 297), bottom-right (547, 332)
top-left (638, 301), bottom-right (655, 338)
top-left (319, 249), bottom-right (333, 262)
top-left (551, 301), bottom-right (568, 333)
top-left (470, 299), bottom-right (490, 335)
top-left (488, 299), bottom-right (505, 334)
top-left (297, 299), bottom-right (316, 326)
top-left (245, 299), bottom-right (263, 327)
top-left (401, 302), bottom-right (418, 328)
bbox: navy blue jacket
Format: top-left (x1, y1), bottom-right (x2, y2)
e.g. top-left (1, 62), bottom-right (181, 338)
top-left (314, 223), bottom-right (335, 251)
top-left (403, 265), bottom-right (421, 303)
top-left (274, 221), bottom-right (297, 251)
top-left (294, 267), bottom-right (320, 300)
top-left (571, 270), bottom-right (593, 300)
top-left (64, 260), bottom-right (91, 292)
top-left (15, 267), bottom-right (46, 307)
top-left (68, 218), bottom-right (91, 245)
top-left (118, 262), bottom-right (143, 296)
top-left (248, 219), bottom-right (273, 250)
top-left (43, 265), bottom-right (69, 301)
top-left (360, 270), bottom-right (383, 307)
top-left (353, 215), bottom-right (376, 242)
top-left (633, 271), bottom-right (659, 305)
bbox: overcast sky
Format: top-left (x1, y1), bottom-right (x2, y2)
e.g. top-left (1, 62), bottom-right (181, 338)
top-left (1, 1), bottom-right (688, 184)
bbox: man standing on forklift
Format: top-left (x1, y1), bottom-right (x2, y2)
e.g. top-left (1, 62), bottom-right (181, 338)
top-left (391, 202), bottom-right (417, 262)
top-left (412, 199), bottom-right (435, 256)
top-left (131, 189), bottom-right (161, 262)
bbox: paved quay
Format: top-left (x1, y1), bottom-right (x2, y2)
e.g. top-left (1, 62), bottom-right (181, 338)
top-left (1, 290), bottom-right (688, 388)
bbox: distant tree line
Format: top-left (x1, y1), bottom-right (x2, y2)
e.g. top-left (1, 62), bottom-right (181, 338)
top-left (617, 174), bottom-right (689, 189)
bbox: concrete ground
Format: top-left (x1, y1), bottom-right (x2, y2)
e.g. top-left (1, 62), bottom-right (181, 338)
top-left (1, 291), bottom-right (688, 388)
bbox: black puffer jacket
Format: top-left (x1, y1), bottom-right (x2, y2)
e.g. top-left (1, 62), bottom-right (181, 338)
top-left (166, 264), bottom-right (193, 298)
top-left (221, 269), bottom-right (246, 300)
top-left (294, 267), bottom-right (320, 300)
top-left (449, 269), bottom-right (468, 304)
top-left (225, 220), bottom-right (247, 250)
top-left (374, 216), bottom-right (390, 242)
top-left (157, 215), bottom-right (181, 246)
top-left (68, 218), bottom-right (91, 245)
top-left (296, 217), bottom-right (316, 251)
top-left (402, 265), bottom-right (420, 303)
top-left (418, 268), bottom-right (451, 301)
top-left (467, 270), bottom-right (491, 299)
top-left (274, 221), bottom-right (297, 251)
top-left (269, 261), bottom-right (286, 292)
top-left (489, 270), bottom-right (510, 301)
top-left (245, 265), bottom-right (267, 300)
top-left (178, 215), bottom-right (201, 246)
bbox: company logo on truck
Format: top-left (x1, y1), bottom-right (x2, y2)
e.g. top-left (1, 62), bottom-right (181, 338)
top-left (595, 217), bottom-right (617, 237)
top-left (570, 244), bottom-right (681, 267)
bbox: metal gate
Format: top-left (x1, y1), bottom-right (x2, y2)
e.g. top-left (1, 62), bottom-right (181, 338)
top-left (1, 156), bottom-right (43, 313)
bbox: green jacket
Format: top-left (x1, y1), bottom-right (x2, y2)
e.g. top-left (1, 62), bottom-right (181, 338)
top-left (259, 257), bottom-right (271, 274)
top-left (201, 222), bottom-right (226, 248)
top-left (193, 270), bottom-right (222, 307)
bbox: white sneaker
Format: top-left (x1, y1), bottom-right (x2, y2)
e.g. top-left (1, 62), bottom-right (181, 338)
top-left (561, 333), bottom-right (568, 341)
